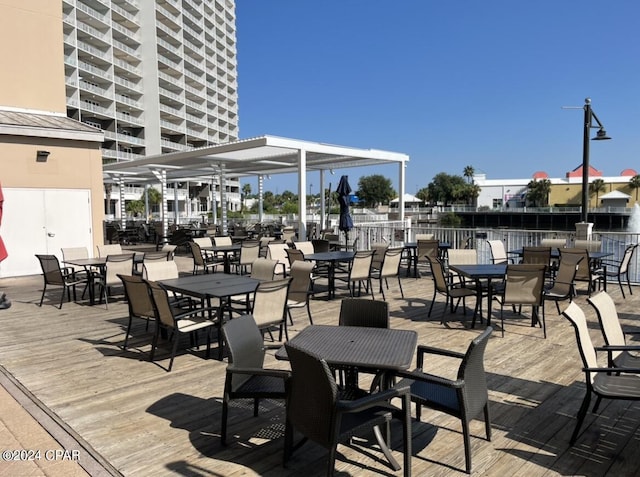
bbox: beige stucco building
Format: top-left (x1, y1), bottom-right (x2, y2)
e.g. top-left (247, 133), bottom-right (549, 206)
top-left (0, 1), bottom-right (104, 277)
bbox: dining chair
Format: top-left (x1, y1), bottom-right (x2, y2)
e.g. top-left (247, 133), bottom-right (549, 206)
top-left (213, 236), bottom-right (233, 247)
top-left (118, 274), bottom-right (155, 349)
top-left (521, 246), bottom-right (551, 266)
top-left (574, 239), bottom-right (602, 252)
top-left (237, 240), bottom-right (261, 275)
top-left (285, 260), bottom-right (315, 326)
top-left (311, 239), bottom-right (330, 253)
top-left (146, 280), bottom-right (218, 372)
top-left (370, 241), bottom-right (389, 273)
top-left (543, 253), bottom-right (582, 313)
top-left (283, 342), bottom-right (412, 477)
top-left (339, 250), bottom-right (374, 298)
top-left (395, 326), bottom-right (493, 474)
top-left (427, 256), bottom-right (477, 324)
top-left (540, 238), bottom-right (567, 249)
top-left (61, 247), bottom-right (89, 275)
top-left (96, 253), bottom-right (135, 308)
top-left (250, 278), bottom-right (292, 341)
top-left (96, 243), bottom-right (122, 257)
top-left (447, 249), bottom-right (478, 285)
top-left (370, 247), bottom-right (404, 300)
top-left (284, 247), bottom-right (304, 266)
top-left (142, 250), bottom-right (171, 262)
top-left (189, 241), bottom-right (223, 275)
top-left (292, 240), bottom-right (314, 255)
top-left (35, 254), bottom-right (89, 309)
top-left (415, 233), bottom-right (435, 240)
top-left (493, 264), bottom-right (546, 338)
top-left (559, 248), bottom-right (604, 296)
top-left (142, 261), bottom-right (179, 281)
top-left (161, 244), bottom-right (178, 260)
top-left (487, 240), bottom-right (511, 264)
top-left (416, 239), bottom-right (439, 276)
top-left (561, 302), bottom-right (640, 445)
top-left (258, 236), bottom-right (275, 257)
top-left (220, 314), bottom-right (290, 445)
top-left (267, 242), bottom-right (290, 277)
top-left (587, 291), bottom-right (640, 368)
top-left (597, 243), bottom-right (638, 298)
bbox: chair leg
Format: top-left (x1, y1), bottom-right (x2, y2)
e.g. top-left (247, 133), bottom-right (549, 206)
top-left (461, 419), bottom-right (473, 474)
top-left (397, 276), bottom-right (404, 298)
top-left (484, 403), bottom-right (492, 440)
top-left (427, 290), bottom-right (437, 317)
top-left (168, 331), bottom-right (180, 371)
top-left (123, 317), bottom-right (133, 349)
top-left (39, 284), bottom-right (47, 306)
top-left (570, 391), bottom-right (592, 445)
top-left (306, 301), bottom-right (313, 325)
top-left (221, 389), bottom-right (229, 445)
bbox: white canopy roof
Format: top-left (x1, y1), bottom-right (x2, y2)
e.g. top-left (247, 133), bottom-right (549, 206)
top-left (391, 193), bottom-right (423, 203)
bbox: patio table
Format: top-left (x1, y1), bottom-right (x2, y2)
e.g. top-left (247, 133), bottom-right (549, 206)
top-left (303, 251), bottom-right (355, 299)
top-left (403, 242), bottom-right (451, 277)
top-left (448, 263), bottom-right (507, 328)
top-left (275, 324), bottom-right (417, 471)
top-left (160, 273), bottom-right (260, 359)
top-left (202, 244), bottom-right (241, 274)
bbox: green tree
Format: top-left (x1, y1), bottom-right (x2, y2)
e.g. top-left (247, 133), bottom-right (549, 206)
top-left (462, 183), bottom-right (481, 206)
top-left (426, 173), bottom-right (467, 205)
top-left (356, 175), bottom-right (395, 207)
top-left (463, 165), bottom-right (475, 184)
top-left (526, 179), bottom-right (551, 207)
top-left (589, 178), bottom-right (606, 208)
top-left (125, 199), bottom-right (144, 217)
top-left (415, 187), bottom-right (430, 204)
top-left (629, 175), bottom-right (640, 202)
top-left (241, 183), bottom-right (251, 211)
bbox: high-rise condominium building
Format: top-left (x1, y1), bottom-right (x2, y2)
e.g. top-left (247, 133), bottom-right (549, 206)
top-left (62, 0), bottom-right (241, 215)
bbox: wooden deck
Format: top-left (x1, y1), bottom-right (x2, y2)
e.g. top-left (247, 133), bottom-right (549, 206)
top-left (1, 251), bottom-right (640, 476)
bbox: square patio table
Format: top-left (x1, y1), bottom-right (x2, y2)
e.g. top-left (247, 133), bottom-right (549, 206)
top-left (160, 273), bottom-right (260, 359)
top-left (403, 242), bottom-right (451, 277)
top-left (303, 251), bottom-right (355, 299)
top-left (201, 244), bottom-right (241, 274)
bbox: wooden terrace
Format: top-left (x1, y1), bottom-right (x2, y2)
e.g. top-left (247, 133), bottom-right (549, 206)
top-left (1, 250), bottom-right (640, 476)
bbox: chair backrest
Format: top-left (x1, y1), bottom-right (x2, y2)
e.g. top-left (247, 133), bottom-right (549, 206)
top-left (288, 261), bottom-right (314, 302)
top-left (61, 247), bottom-right (89, 273)
top-left (587, 291), bottom-right (626, 362)
top-left (222, 314), bottom-right (266, 390)
top-left (267, 243), bottom-right (290, 274)
top-left (193, 237), bottom-right (213, 249)
top-left (213, 236), bottom-right (233, 247)
top-left (457, 326), bottom-right (493, 418)
top-left (487, 240), bottom-right (507, 264)
top-left (36, 254), bottom-right (65, 285)
top-left (239, 240), bottom-right (261, 266)
top-left (323, 233), bottom-right (339, 243)
top-left (105, 254), bottom-right (134, 286)
top-left (118, 274), bottom-right (154, 319)
top-left (547, 253), bottom-right (583, 298)
top-left (502, 264), bottom-right (546, 306)
top-left (250, 258), bottom-right (278, 281)
top-left (370, 242), bottom-right (389, 269)
top-left (618, 243), bottom-right (638, 274)
top-left (312, 239), bottom-right (330, 253)
top-left (251, 279), bottom-right (291, 329)
top-left (143, 251), bottom-right (170, 262)
top-left (417, 239), bottom-right (439, 262)
top-left (293, 241), bottom-right (315, 255)
top-left (97, 243), bottom-right (122, 257)
top-left (143, 261), bottom-right (179, 281)
top-left (161, 244), bottom-right (178, 260)
top-left (379, 248), bottom-right (404, 278)
top-left (282, 227), bottom-right (296, 243)
top-left (560, 248), bottom-right (591, 280)
top-left (427, 256), bottom-right (449, 293)
top-left (146, 280), bottom-right (176, 329)
top-left (521, 246), bottom-right (551, 266)
top-left (562, 302), bottom-right (598, 383)
top-left (574, 239), bottom-right (602, 252)
top-left (285, 247), bottom-right (305, 265)
top-left (540, 238), bottom-right (567, 249)
top-left (447, 249), bottom-right (478, 266)
top-left (284, 342), bottom-right (337, 448)
top-left (349, 250), bottom-right (374, 281)
top-left (339, 298), bottom-right (389, 328)
top-left (415, 233), bottom-right (435, 241)
top-left (189, 241), bottom-right (206, 266)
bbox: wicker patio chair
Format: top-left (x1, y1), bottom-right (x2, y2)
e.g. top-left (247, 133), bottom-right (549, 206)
top-left (395, 326), bottom-right (493, 474)
top-left (35, 254), bottom-right (89, 309)
top-left (220, 314), bottom-right (290, 445)
top-left (587, 291), bottom-right (640, 368)
top-left (283, 342), bottom-right (412, 477)
top-left (562, 302), bottom-right (640, 445)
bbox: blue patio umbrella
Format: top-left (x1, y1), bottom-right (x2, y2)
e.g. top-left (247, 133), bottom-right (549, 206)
top-left (337, 175), bottom-right (353, 243)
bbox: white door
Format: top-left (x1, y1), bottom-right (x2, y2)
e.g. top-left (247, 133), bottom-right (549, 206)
top-left (0, 189), bottom-right (93, 277)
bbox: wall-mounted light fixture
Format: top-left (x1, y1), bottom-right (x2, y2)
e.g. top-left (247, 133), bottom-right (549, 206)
top-left (36, 150), bottom-right (50, 162)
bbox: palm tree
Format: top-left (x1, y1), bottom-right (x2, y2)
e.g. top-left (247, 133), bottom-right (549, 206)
top-left (630, 175), bottom-right (640, 203)
top-left (463, 165), bottom-right (475, 184)
top-left (589, 179), bottom-right (607, 208)
top-left (241, 183), bottom-right (251, 211)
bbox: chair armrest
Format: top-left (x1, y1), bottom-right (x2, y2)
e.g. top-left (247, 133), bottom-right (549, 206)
top-left (597, 345), bottom-right (640, 352)
top-left (395, 369), bottom-right (464, 389)
top-left (416, 345), bottom-right (464, 367)
top-left (336, 382), bottom-right (410, 413)
top-left (584, 366), bottom-right (640, 374)
top-left (174, 306), bottom-right (219, 321)
top-left (226, 366), bottom-right (291, 379)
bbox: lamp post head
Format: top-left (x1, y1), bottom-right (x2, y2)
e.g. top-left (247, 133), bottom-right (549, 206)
top-left (593, 128), bottom-right (611, 140)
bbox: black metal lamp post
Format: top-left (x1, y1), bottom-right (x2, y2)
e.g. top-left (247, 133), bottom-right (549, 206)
top-left (581, 98), bottom-right (611, 223)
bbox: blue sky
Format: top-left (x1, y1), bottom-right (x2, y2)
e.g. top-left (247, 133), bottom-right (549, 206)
top-left (235, 1), bottom-right (640, 196)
